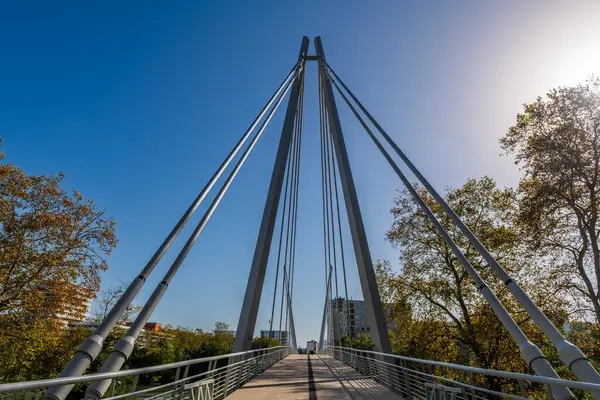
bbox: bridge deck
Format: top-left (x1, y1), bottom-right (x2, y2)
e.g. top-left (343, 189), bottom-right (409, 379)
top-left (228, 354), bottom-right (401, 399)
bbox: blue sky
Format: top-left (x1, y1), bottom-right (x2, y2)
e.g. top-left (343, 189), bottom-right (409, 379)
top-left (2, 1), bottom-right (600, 346)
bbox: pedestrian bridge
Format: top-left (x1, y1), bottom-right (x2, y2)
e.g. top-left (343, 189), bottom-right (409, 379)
top-left (5, 36), bottom-right (600, 400)
top-left (227, 354), bottom-right (399, 400)
top-left (2, 347), bottom-right (599, 400)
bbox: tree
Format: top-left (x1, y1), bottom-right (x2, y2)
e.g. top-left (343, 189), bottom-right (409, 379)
top-left (202, 322), bottom-right (234, 356)
top-left (212, 321), bottom-right (230, 334)
top-left (382, 177), bottom-right (567, 374)
top-left (350, 334), bottom-right (374, 350)
top-left (501, 77), bottom-right (600, 324)
top-left (92, 283), bottom-right (141, 325)
top-left (377, 262), bottom-right (459, 362)
top-left (0, 138), bottom-right (117, 381)
top-left (251, 337), bottom-right (280, 349)
top-left (167, 326), bottom-right (206, 361)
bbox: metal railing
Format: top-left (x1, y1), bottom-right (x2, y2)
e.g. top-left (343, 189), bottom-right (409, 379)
top-left (323, 346), bottom-right (600, 400)
top-left (0, 347), bottom-right (289, 400)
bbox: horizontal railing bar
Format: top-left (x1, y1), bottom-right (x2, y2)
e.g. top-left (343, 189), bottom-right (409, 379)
top-left (107, 348), bottom-right (286, 400)
top-left (143, 389), bottom-right (176, 400)
top-left (104, 378), bottom-right (184, 400)
top-left (417, 371), bottom-right (523, 400)
top-left (328, 346), bottom-right (600, 391)
top-left (0, 347), bottom-right (287, 393)
top-left (358, 355), bottom-right (528, 400)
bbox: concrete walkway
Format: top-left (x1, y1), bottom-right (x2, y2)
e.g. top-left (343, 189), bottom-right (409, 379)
top-left (228, 354), bottom-right (402, 399)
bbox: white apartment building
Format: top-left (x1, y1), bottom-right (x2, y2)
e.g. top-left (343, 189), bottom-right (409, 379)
top-left (331, 298), bottom-right (397, 343)
top-left (260, 330), bottom-right (289, 346)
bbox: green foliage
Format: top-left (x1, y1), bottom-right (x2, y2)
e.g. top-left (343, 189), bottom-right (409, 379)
top-left (501, 76), bottom-right (600, 324)
top-left (67, 323), bottom-right (238, 392)
top-left (212, 322), bottom-right (230, 334)
top-left (0, 319), bottom-right (245, 388)
top-left (348, 334), bottom-right (374, 350)
top-left (340, 335), bottom-right (352, 348)
top-left (567, 322), bottom-right (600, 369)
top-left (251, 337), bottom-right (280, 349)
top-left (379, 177), bottom-right (571, 394)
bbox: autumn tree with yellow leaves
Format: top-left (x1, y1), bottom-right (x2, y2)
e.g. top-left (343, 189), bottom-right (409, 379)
top-left (0, 138), bottom-right (117, 381)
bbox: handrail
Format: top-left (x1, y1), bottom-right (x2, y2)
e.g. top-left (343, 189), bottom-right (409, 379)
top-left (318, 352), bottom-right (527, 400)
top-left (326, 346), bottom-right (600, 392)
top-left (0, 346), bottom-right (288, 393)
top-left (104, 349), bottom-right (282, 400)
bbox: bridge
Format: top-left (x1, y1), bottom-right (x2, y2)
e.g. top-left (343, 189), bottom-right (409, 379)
top-left (2, 36), bottom-right (600, 400)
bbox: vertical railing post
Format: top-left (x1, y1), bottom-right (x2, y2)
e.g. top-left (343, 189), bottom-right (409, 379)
top-left (129, 374), bottom-right (139, 400)
top-left (392, 359), bottom-right (400, 394)
top-left (319, 267), bottom-right (333, 352)
top-left (176, 365), bottom-right (190, 400)
top-left (358, 351), bottom-right (364, 374)
top-left (173, 367), bottom-right (181, 400)
top-left (246, 352), bottom-right (253, 382)
top-left (236, 353), bottom-right (245, 389)
top-left (519, 379), bottom-right (528, 398)
top-left (260, 350), bottom-right (265, 373)
top-left (247, 354), bottom-right (254, 380)
top-left (108, 379), bottom-right (116, 398)
top-left (370, 352), bottom-right (376, 378)
top-left (403, 359), bottom-right (413, 400)
top-left (223, 355), bottom-right (233, 398)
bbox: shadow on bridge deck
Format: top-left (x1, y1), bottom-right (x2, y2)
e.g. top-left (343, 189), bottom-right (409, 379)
top-left (228, 354), bottom-right (401, 399)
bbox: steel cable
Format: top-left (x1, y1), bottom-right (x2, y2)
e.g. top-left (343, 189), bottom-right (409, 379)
top-left (46, 62), bottom-right (301, 400)
top-left (325, 62), bottom-right (600, 390)
top-left (326, 67), bottom-right (574, 399)
top-left (278, 69), bottom-right (305, 343)
top-left (329, 117), bottom-right (351, 343)
top-left (287, 75), bottom-right (305, 348)
top-left (284, 77), bottom-right (304, 344)
top-left (278, 103), bottom-right (299, 339)
top-left (83, 64), bottom-right (299, 400)
top-left (267, 115), bottom-right (295, 338)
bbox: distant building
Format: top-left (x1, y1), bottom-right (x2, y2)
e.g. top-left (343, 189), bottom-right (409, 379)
top-left (330, 298), bottom-right (368, 342)
top-left (69, 320), bottom-right (129, 332)
top-left (55, 283), bottom-right (95, 327)
top-left (260, 330), bottom-right (289, 346)
top-left (144, 322), bottom-right (162, 332)
top-left (306, 340), bottom-right (318, 354)
top-left (330, 298), bottom-right (398, 343)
